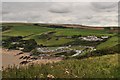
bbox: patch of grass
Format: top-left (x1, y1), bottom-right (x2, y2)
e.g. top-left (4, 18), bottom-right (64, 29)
top-left (35, 37), bottom-right (74, 46)
top-left (70, 46), bottom-right (85, 50)
top-left (3, 25), bottom-right (54, 37)
top-left (55, 28), bottom-right (115, 36)
top-left (96, 36), bottom-right (119, 50)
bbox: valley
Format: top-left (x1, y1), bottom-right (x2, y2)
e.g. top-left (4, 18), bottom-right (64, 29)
top-left (1, 23), bottom-right (120, 78)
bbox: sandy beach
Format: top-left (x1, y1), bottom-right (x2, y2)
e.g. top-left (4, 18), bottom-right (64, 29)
top-left (2, 48), bottom-right (63, 69)
top-left (2, 48), bottom-right (27, 68)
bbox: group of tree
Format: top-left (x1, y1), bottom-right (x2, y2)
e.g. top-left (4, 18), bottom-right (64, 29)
top-left (2, 25), bottom-right (12, 31)
top-left (76, 44), bottom-right (120, 59)
top-left (2, 36), bottom-right (38, 52)
top-left (71, 35), bottom-right (81, 38)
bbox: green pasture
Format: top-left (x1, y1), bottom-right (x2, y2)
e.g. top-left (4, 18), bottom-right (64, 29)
top-left (96, 36), bottom-right (119, 50)
top-left (2, 25), bottom-right (54, 36)
top-left (2, 23), bottom-right (115, 37)
top-left (32, 35), bottom-right (74, 46)
top-left (2, 23), bottom-right (116, 46)
top-left (55, 28), bottom-right (114, 36)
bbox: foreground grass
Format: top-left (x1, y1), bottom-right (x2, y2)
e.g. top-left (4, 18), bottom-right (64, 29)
top-left (2, 54), bottom-right (119, 78)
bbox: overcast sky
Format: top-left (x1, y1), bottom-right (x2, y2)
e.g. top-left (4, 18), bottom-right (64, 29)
top-left (2, 2), bottom-right (118, 26)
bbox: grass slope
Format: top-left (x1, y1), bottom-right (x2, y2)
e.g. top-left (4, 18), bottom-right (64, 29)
top-left (96, 36), bottom-right (119, 50)
top-left (2, 54), bottom-right (119, 78)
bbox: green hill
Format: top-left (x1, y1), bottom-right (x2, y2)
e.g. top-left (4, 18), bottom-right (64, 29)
top-left (96, 36), bottom-right (119, 50)
top-left (2, 23), bottom-right (115, 46)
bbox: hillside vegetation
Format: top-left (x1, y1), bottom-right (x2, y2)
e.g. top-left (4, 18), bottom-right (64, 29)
top-left (96, 36), bottom-right (119, 50)
top-left (2, 23), bottom-right (115, 46)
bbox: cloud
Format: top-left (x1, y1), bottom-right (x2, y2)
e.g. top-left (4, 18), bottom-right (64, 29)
top-left (2, 2), bottom-right (118, 26)
top-left (1, 0), bottom-right (119, 2)
top-left (91, 2), bottom-right (118, 12)
top-left (91, 2), bottom-right (117, 9)
top-left (49, 3), bottom-right (71, 13)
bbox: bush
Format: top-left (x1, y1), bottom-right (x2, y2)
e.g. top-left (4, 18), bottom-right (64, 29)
top-left (2, 25), bottom-right (11, 31)
top-left (21, 39), bottom-right (37, 52)
top-left (77, 44), bottom-right (119, 59)
top-left (55, 50), bottom-right (76, 56)
top-left (31, 49), bottom-right (43, 56)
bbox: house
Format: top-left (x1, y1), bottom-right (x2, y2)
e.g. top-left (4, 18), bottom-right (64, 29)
top-left (37, 48), bottom-right (54, 53)
top-left (80, 36), bottom-right (103, 41)
top-left (11, 42), bottom-right (19, 45)
top-left (101, 36), bottom-right (108, 39)
top-left (18, 47), bottom-right (24, 50)
top-left (72, 50), bottom-right (82, 57)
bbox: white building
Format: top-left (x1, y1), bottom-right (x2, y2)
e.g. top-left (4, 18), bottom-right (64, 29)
top-left (80, 36), bottom-right (103, 41)
top-left (101, 36), bottom-right (108, 39)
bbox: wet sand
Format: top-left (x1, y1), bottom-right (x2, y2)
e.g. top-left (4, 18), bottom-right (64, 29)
top-left (2, 48), bottom-right (26, 68)
top-left (2, 48), bottom-right (63, 69)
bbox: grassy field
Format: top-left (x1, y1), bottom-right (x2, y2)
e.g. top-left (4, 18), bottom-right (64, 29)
top-left (3, 23), bottom-right (114, 36)
top-left (35, 37), bottom-right (74, 46)
top-left (55, 28), bottom-right (114, 36)
top-left (96, 36), bottom-right (119, 50)
top-left (2, 25), bottom-right (53, 36)
top-left (2, 54), bottom-right (119, 78)
top-left (2, 23), bottom-right (116, 46)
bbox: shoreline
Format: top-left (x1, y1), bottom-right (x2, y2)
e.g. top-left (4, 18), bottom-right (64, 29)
top-left (2, 48), bottom-right (63, 69)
